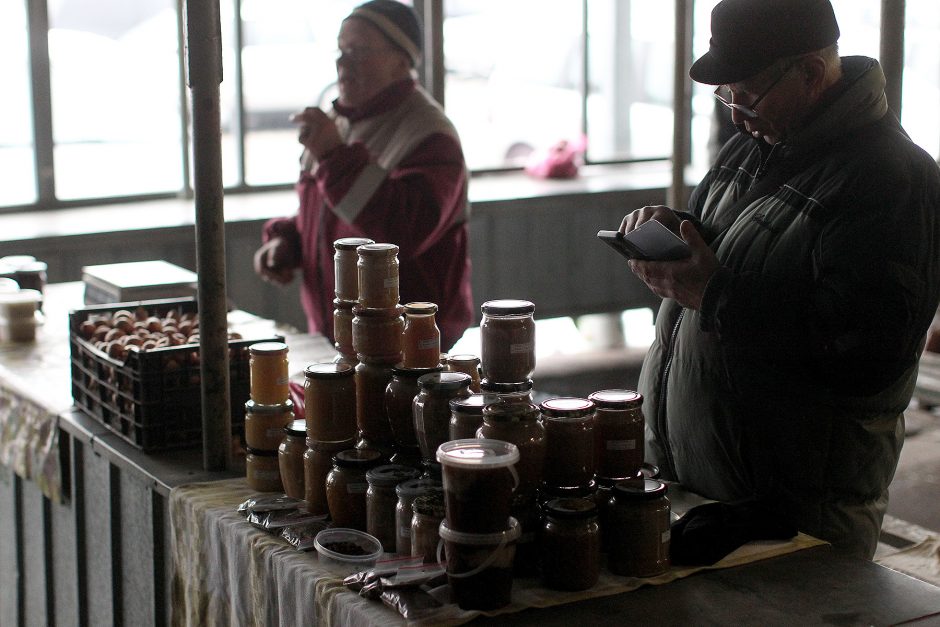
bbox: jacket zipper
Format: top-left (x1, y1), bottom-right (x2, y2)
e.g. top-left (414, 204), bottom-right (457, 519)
top-left (656, 309), bottom-right (684, 479)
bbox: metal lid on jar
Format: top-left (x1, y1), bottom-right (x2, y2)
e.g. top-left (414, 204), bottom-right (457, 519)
top-left (539, 397), bottom-right (595, 419)
top-left (332, 448), bottom-right (384, 469)
top-left (482, 398), bottom-right (540, 422)
top-left (481, 299), bottom-right (535, 315)
top-left (352, 304), bottom-right (405, 318)
top-left (612, 478), bottom-right (668, 500)
top-left (357, 242), bottom-right (399, 257)
top-left (284, 419), bottom-right (306, 437)
top-left (245, 398), bottom-right (295, 415)
top-left (587, 389), bottom-right (643, 409)
top-left (449, 393), bottom-right (490, 415)
top-left (640, 462), bottom-right (661, 480)
top-left (249, 341), bottom-right (289, 356)
top-left (539, 480), bottom-right (597, 501)
top-left (245, 447), bottom-right (279, 457)
top-left (596, 470), bottom-right (644, 489)
top-left (333, 298), bottom-right (357, 310)
top-left (395, 477), bottom-right (443, 498)
top-left (366, 464), bottom-right (422, 487)
top-left (411, 492), bottom-right (446, 518)
top-left (391, 364), bottom-right (443, 378)
top-left (417, 371), bottom-right (472, 391)
top-left (544, 497), bottom-right (598, 520)
top-left (308, 437), bottom-right (355, 452)
top-left (444, 353), bottom-right (480, 366)
top-left (304, 362), bottom-right (354, 379)
top-left (333, 237), bottom-right (375, 250)
top-left (480, 379), bottom-right (533, 395)
top-left (404, 301), bottom-right (438, 315)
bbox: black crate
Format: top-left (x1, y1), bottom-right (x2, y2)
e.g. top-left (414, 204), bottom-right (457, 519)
top-left (68, 297), bottom-right (281, 452)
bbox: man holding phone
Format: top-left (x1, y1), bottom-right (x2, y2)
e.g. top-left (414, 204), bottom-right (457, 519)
top-left (620, 0), bottom-right (940, 559)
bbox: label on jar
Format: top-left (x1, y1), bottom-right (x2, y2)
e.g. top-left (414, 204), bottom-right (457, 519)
top-left (276, 375), bottom-right (289, 385)
top-left (265, 427), bottom-right (284, 439)
top-left (399, 526), bottom-right (412, 538)
top-left (606, 439), bottom-right (637, 451)
top-left (418, 338), bottom-right (437, 350)
top-left (661, 529), bottom-right (671, 543)
top-left (383, 277), bottom-right (399, 289)
top-left (510, 342), bottom-right (533, 354)
top-left (347, 482), bottom-right (368, 494)
top-left (254, 469), bottom-right (279, 480)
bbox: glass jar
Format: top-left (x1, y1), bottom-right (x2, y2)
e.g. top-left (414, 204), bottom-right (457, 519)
top-left (278, 419), bottom-right (308, 500)
top-left (510, 493), bottom-right (541, 577)
top-left (411, 492), bottom-right (446, 563)
top-left (244, 399), bottom-right (294, 450)
top-left (355, 357), bottom-right (397, 450)
top-left (325, 448), bottom-right (383, 530)
top-left (401, 302), bottom-right (441, 368)
top-left (357, 243), bottom-right (400, 309)
top-left (607, 479), bottom-right (671, 578)
top-left (539, 498), bottom-right (600, 591)
top-left (449, 393), bottom-right (489, 440)
top-left (443, 353), bottom-right (482, 392)
top-left (594, 472), bottom-right (643, 551)
top-left (588, 389), bottom-right (645, 479)
top-left (413, 372), bottom-right (472, 461)
top-left (538, 481), bottom-right (597, 511)
top-left (479, 299), bottom-right (536, 383)
top-left (304, 362), bottom-right (357, 442)
top-left (352, 304), bottom-right (404, 362)
top-left (14, 260), bottom-right (47, 311)
top-left (366, 464), bottom-right (422, 552)
top-left (333, 298), bottom-right (357, 358)
top-left (249, 341), bottom-right (290, 405)
top-left (540, 397), bottom-right (596, 488)
top-left (385, 365), bottom-right (443, 455)
top-left (333, 236), bottom-right (374, 302)
top-left (246, 447), bottom-right (282, 492)
top-left (303, 438), bottom-right (355, 515)
top-left (395, 478), bottom-right (443, 556)
top-left (479, 379), bottom-right (534, 405)
top-left (478, 395), bottom-right (545, 498)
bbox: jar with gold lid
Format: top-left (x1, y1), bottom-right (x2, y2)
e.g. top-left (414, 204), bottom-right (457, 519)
top-left (443, 353), bottom-right (482, 392)
top-left (539, 498), bottom-right (600, 591)
top-left (413, 372), bottom-right (472, 462)
top-left (607, 479), bottom-right (671, 578)
top-left (352, 304), bottom-right (404, 362)
top-left (244, 399), bottom-right (294, 450)
top-left (333, 237), bottom-right (374, 302)
top-left (249, 341), bottom-right (290, 405)
top-left (357, 243), bottom-right (400, 309)
top-left (401, 302), bottom-right (441, 368)
top-left (304, 362), bottom-right (357, 442)
top-left (540, 397), bottom-right (596, 488)
top-left (479, 299), bottom-right (535, 383)
top-left (278, 419), bottom-right (307, 499)
top-left (587, 389), bottom-right (645, 479)
top-left (325, 448), bottom-right (384, 530)
top-left (366, 464), bottom-right (421, 552)
top-left (303, 438), bottom-right (355, 515)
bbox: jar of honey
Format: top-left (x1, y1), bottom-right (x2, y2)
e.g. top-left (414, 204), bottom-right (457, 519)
top-left (478, 395), bottom-right (545, 499)
top-left (357, 243), bottom-right (400, 309)
top-left (385, 365), bottom-right (443, 457)
top-left (587, 390), bottom-right (645, 479)
top-left (249, 341), bottom-right (290, 405)
top-left (413, 372), bottom-right (472, 462)
top-left (411, 492), bottom-right (446, 564)
top-left (540, 397), bottom-right (596, 488)
top-left (607, 479), bottom-right (671, 578)
top-left (244, 399), bottom-right (294, 450)
top-left (333, 237), bottom-right (375, 302)
top-left (325, 448), bottom-right (383, 530)
top-left (352, 304), bottom-right (404, 362)
top-left (395, 477), bottom-right (443, 556)
top-left (304, 362), bottom-right (357, 442)
top-left (333, 298), bottom-right (357, 358)
top-left (246, 448), bottom-right (282, 492)
top-left (355, 357), bottom-right (398, 451)
top-left (401, 302), bottom-right (441, 368)
top-left (443, 354), bottom-right (482, 392)
top-left (366, 464), bottom-right (421, 552)
top-left (278, 419), bottom-right (307, 500)
top-left (449, 393), bottom-right (489, 440)
top-left (480, 299), bottom-right (535, 383)
top-left (540, 498), bottom-right (601, 591)
top-left (303, 438), bottom-right (355, 515)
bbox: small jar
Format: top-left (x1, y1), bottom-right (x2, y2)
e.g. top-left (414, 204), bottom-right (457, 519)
top-left (333, 298), bottom-right (357, 357)
top-left (249, 341), bottom-right (290, 405)
top-left (352, 304), bottom-right (404, 362)
top-left (278, 419), bottom-right (307, 500)
top-left (540, 397), bottom-right (596, 488)
top-left (479, 299), bottom-right (536, 383)
top-left (395, 478), bottom-right (443, 556)
top-left (588, 389), bottom-right (645, 479)
top-left (303, 438), bottom-right (355, 515)
top-left (14, 260), bottom-right (47, 311)
top-left (246, 447), bottom-right (282, 492)
top-left (334, 237), bottom-right (375, 302)
top-left (411, 492), bottom-right (446, 564)
top-left (355, 357), bottom-right (398, 449)
top-left (402, 302), bottom-right (441, 368)
top-left (594, 471), bottom-right (643, 551)
top-left (385, 365), bottom-right (443, 454)
top-left (449, 393), bottom-right (489, 440)
top-left (366, 464), bottom-right (422, 552)
top-left (413, 372), bottom-right (472, 461)
top-left (607, 479), bottom-right (671, 578)
top-left (325, 448), bottom-right (384, 530)
top-left (304, 362), bottom-right (357, 442)
top-left (357, 243), bottom-right (400, 309)
top-left (540, 498), bottom-right (601, 591)
top-left (478, 395), bottom-right (545, 498)
top-left (479, 379), bottom-right (534, 404)
top-left (244, 399), bottom-right (294, 450)
top-left (443, 353), bottom-right (482, 392)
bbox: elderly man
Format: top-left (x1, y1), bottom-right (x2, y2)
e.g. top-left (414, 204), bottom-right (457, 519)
top-left (621, 0), bottom-right (940, 558)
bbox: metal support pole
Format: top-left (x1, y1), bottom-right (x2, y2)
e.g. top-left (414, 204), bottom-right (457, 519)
top-left (669, 0), bottom-right (693, 210)
top-left (880, 0), bottom-right (905, 116)
top-left (416, 0), bottom-right (445, 105)
top-left (185, 0), bottom-right (231, 471)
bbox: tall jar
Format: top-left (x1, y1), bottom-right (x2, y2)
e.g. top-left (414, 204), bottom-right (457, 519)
top-left (395, 478), bottom-right (443, 556)
top-left (477, 395), bottom-right (545, 499)
top-left (352, 305), bottom-right (404, 363)
top-left (539, 498), bottom-right (601, 591)
top-left (587, 389), bottom-right (645, 479)
top-left (244, 399), bottom-right (294, 450)
top-left (333, 298), bottom-right (357, 358)
top-left (607, 479), bottom-right (671, 578)
top-left (325, 448), bottom-right (383, 530)
top-left (449, 393), bottom-right (489, 440)
top-left (278, 419), bottom-right (308, 500)
top-left (304, 362), bottom-right (357, 442)
top-left (357, 243), bottom-right (400, 309)
top-left (401, 302), bottom-right (441, 368)
top-left (540, 397), bottom-right (596, 488)
top-left (366, 464), bottom-right (422, 552)
top-left (413, 372), bottom-right (472, 462)
top-left (385, 365), bottom-right (443, 460)
top-left (443, 354), bottom-right (482, 392)
top-left (479, 299), bottom-right (536, 383)
top-left (354, 357), bottom-right (397, 453)
top-left (303, 438), bottom-right (355, 515)
top-left (248, 341), bottom-right (290, 405)
top-left (411, 492), bottom-right (446, 564)
top-left (333, 237), bottom-right (375, 302)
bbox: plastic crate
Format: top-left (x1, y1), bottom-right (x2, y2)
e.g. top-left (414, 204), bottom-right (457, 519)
top-left (68, 297), bottom-right (282, 452)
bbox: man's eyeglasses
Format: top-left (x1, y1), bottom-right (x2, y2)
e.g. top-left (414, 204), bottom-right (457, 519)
top-left (713, 62), bottom-right (797, 120)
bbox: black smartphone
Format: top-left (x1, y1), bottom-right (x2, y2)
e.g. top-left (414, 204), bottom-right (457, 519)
top-left (597, 220), bottom-right (691, 261)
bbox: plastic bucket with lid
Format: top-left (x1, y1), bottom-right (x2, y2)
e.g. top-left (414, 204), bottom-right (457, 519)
top-left (436, 439), bottom-right (519, 533)
top-left (438, 517), bottom-right (520, 611)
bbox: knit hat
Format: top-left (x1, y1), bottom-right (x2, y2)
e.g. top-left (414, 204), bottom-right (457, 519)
top-left (689, 0), bottom-right (840, 85)
top-left (347, 0), bottom-right (423, 67)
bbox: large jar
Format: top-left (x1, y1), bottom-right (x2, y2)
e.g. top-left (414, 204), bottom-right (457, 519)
top-left (443, 354), bottom-right (482, 392)
top-left (244, 399), bottom-right (294, 450)
top-left (478, 395), bottom-right (545, 498)
top-left (357, 243), bottom-right (400, 309)
top-left (479, 299), bottom-right (535, 383)
top-left (449, 393), bottom-right (489, 440)
top-left (413, 372), bottom-right (472, 462)
top-left (540, 397), bottom-right (596, 488)
top-left (539, 498), bottom-right (601, 591)
top-left (588, 389), bottom-right (645, 479)
top-left (304, 362), bottom-right (357, 442)
top-left (278, 419), bottom-right (307, 500)
top-left (303, 438), bottom-right (355, 515)
top-left (325, 448), bottom-right (383, 530)
top-left (385, 365), bottom-right (443, 456)
top-left (248, 341), bottom-right (290, 405)
top-left (333, 299), bottom-right (357, 358)
top-left (401, 302), bottom-right (441, 368)
top-left (366, 464), bottom-right (421, 552)
top-left (333, 237), bottom-right (374, 302)
top-left (355, 357), bottom-right (397, 451)
top-left (395, 478), bottom-right (443, 556)
top-left (246, 448), bottom-right (282, 492)
top-left (352, 304), bottom-right (404, 362)
top-left (607, 479), bottom-right (671, 578)
top-left (411, 492), bottom-right (446, 564)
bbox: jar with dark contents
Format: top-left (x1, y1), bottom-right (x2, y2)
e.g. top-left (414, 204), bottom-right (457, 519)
top-left (385, 365), bottom-right (443, 460)
top-left (540, 397), bottom-right (596, 488)
top-left (366, 464), bottom-right (421, 552)
top-left (244, 399), bottom-right (294, 450)
top-left (411, 492), bottom-right (446, 563)
top-left (357, 243), bottom-right (400, 309)
top-left (354, 357), bottom-right (397, 452)
top-left (303, 438), bottom-right (354, 515)
top-left (538, 480), bottom-right (597, 512)
top-left (479, 379), bottom-right (534, 405)
top-left (477, 394), bottom-right (545, 499)
top-left (443, 354), bottom-right (482, 392)
top-left (588, 389), bottom-right (645, 479)
top-left (277, 419), bottom-right (308, 500)
top-left (539, 498), bottom-right (601, 591)
top-left (333, 237), bottom-right (374, 302)
top-left (332, 299), bottom-right (357, 358)
top-left (449, 393), bottom-right (489, 440)
top-left (395, 478), bottom-right (443, 556)
top-left (401, 302), bottom-right (441, 368)
top-left (413, 372), bottom-right (472, 462)
top-left (479, 299), bottom-right (536, 383)
top-left (249, 341), bottom-right (290, 405)
top-left (304, 362), bottom-right (357, 442)
top-left (246, 448), bottom-right (282, 492)
top-left (325, 448), bottom-right (383, 530)
top-left (594, 471), bottom-right (643, 551)
top-left (437, 439), bottom-right (520, 534)
top-left (510, 493), bottom-right (541, 576)
top-left (607, 479), bottom-right (671, 578)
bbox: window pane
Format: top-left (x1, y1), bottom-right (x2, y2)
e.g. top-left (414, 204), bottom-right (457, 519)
top-left (49, 0), bottom-right (183, 200)
top-left (903, 0), bottom-right (940, 160)
top-left (0, 0), bottom-right (36, 207)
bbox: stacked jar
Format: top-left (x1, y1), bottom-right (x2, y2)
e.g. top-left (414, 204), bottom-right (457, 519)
top-left (245, 341), bottom-right (293, 492)
top-left (385, 364), bottom-right (443, 468)
top-left (414, 372), bottom-right (472, 471)
top-left (333, 237), bottom-right (375, 367)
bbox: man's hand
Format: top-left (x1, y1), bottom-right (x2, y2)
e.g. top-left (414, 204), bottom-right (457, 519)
top-left (253, 237), bottom-right (298, 285)
top-left (290, 107), bottom-right (343, 159)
